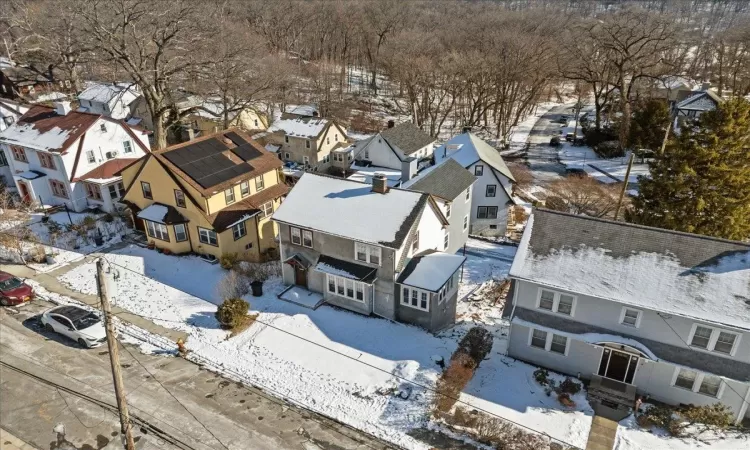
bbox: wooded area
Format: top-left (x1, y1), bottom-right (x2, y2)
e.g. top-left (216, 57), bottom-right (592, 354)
top-left (2, 0), bottom-right (750, 148)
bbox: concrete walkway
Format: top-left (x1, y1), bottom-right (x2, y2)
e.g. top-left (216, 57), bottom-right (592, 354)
top-left (1, 252), bottom-right (187, 343)
top-left (585, 415), bottom-right (618, 450)
top-left (1, 428), bottom-right (40, 450)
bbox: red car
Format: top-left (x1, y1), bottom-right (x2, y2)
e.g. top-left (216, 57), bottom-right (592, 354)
top-left (0, 271), bottom-right (34, 306)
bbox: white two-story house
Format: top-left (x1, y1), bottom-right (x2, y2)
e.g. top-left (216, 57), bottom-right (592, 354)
top-left (0, 101), bottom-right (151, 212)
top-left (0, 98), bottom-right (30, 186)
top-left (77, 82), bottom-right (140, 120)
top-left (506, 209), bottom-right (750, 423)
top-left (272, 172), bottom-right (466, 332)
top-left (434, 132), bottom-right (516, 237)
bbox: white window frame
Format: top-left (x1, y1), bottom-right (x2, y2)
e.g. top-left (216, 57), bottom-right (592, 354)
top-left (619, 307), bottom-right (642, 328)
top-left (302, 229), bottom-right (313, 248)
top-left (174, 223), bottom-right (188, 242)
top-left (255, 176), bottom-right (265, 192)
top-left (474, 165), bottom-right (483, 176)
top-left (536, 288), bottom-right (577, 317)
top-left (354, 242), bottom-right (381, 265)
top-left (198, 227), bottom-right (218, 246)
top-left (86, 150), bottom-right (96, 163)
top-left (303, 155), bottom-right (309, 165)
top-left (465, 186), bottom-right (471, 202)
top-left (400, 285), bottom-right (430, 312)
top-left (259, 201), bottom-right (274, 219)
top-left (527, 328), bottom-right (569, 356)
top-left (146, 220), bottom-right (169, 241)
top-left (122, 141), bottom-right (133, 153)
top-left (290, 226), bottom-right (301, 245)
top-left (232, 221), bottom-right (246, 240)
top-left (463, 215), bottom-right (468, 231)
top-left (670, 367), bottom-right (725, 399)
top-left (240, 181), bottom-right (250, 197)
top-left (443, 230), bottom-right (449, 251)
top-left (445, 202), bottom-right (451, 218)
top-left (326, 274), bottom-right (365, 303)
top-left (687, 324), bottom-right (741, 356)
top-left (225, 188), bottom-right (235, 205)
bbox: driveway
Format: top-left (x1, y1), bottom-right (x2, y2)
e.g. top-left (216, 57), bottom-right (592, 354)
top-left (524, 103), bottom-right (576, 185)
top-left (0, 300), bottom-right (391, 450)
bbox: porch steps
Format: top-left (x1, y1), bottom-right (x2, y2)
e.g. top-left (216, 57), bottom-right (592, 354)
top-left (585, 415), bottom-right (618, 450)
top-left (277, 285), bottom-right (325, 310)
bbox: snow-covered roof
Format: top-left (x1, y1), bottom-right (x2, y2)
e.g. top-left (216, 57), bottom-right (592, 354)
top-left (0, 105), bottom-right (99, 152)
top-left (511, 209), bottom-right (750, 331)
top-left (136, 203), bottom-right (188, 225)
top-left (272, 173), bottom-right (428, 248)
top-left (15, 170), bottom-right (46, 180)
top-left (269, 118), bottom-right (328, 138)
top-left (347, 163), bottom-right (402, 187)
top-left (397, 250), bottom-right (466, 292)
top-left (286, 104), bottom-right (319, 117)
top-left (264, 143), bottom-right (281, 153)
top-left (434, 132), bottom-right (515, 182)
top-left (315, 255), bottom-right (378, 282)
top-left (78, 82), bottom-right (139, 105)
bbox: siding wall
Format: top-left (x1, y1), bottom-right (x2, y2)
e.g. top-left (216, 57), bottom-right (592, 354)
top-left (469, 163), bottom-right (512, 237)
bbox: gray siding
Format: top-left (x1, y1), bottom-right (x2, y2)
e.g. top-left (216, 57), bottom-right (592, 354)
top-left (469, 164), bottom-right (512, 237)
top-left (396, 271), bottom-right (460, 332)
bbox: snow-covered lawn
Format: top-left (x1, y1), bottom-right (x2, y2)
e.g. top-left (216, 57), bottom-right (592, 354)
top-left (53, 241), bottom-right (598, 449)
top-left (615, 414), bottom-right (749, 450)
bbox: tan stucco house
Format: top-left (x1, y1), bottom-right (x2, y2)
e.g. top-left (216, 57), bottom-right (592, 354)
top-left (118, 129), bottom-right (288, 261)
top-left (267, 117), bottom-right (349, 172)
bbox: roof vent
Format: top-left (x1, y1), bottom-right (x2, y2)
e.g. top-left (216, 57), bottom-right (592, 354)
top-left (54, 101), bottom-right (72, 116)
top-left (372, 173), bottom-right (388, 194)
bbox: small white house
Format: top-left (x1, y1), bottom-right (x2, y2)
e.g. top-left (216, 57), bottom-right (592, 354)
top-left (77, 82), bottom-right (140, 120)
top-left (0, 99), bottom-right (30, 186)
top-left (0, 101), bottom-right (150, 212)
top-left (350, 122), bottom-right (436, 171)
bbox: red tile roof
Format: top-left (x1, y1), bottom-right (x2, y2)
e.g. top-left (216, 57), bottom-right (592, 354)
top-left (73, 158), bottom-right (140, 182)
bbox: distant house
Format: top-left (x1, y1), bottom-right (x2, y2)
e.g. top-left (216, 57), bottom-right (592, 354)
top-left (0, 99), bottom-right (31, 186)
top-left (268, 117), bottom-right (348, 172)
top-left (401, 159), bottom-right (476, 254)
top-left (506, 209), bottom-right (750, 423)
top-left (119, 129), bottom-right (287, 261)
top-left (675, 90), bottom-right (722, 121)
top-left (349, 122), bottom-right (436, 171)
top-left (0, 65), bottom-right (75, 101)
top-left (0, 101), bottom-right (150, 212)
top-left (272, 172), bottom-right (464, 332)
top-left (77, 82), bottom-right (140, 120)
top-left (649, 77), bottom-right (697, 104)
top-left (176, 95), bottom-right (269, 137)
top-left (281, 104), bottom-right (319, 119)
top-left (434, 132), bottom-right (516, 237)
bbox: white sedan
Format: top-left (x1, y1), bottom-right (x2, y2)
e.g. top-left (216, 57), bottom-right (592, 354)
top-left (41, 305), bottom-right (107, 348)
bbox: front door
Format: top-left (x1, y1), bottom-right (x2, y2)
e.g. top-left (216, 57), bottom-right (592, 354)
top-left (17, 181), bottom-right (30, 203)
top-left (294, 265), bottom-right (307, 287)
top-left (598, 348), bottom-right (639, 384)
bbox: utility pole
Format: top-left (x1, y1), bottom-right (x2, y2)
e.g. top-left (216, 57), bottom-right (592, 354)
top-left (96, 259), bottom-right (136, 450)
top-left (613, 153), bottom-right (635, 221)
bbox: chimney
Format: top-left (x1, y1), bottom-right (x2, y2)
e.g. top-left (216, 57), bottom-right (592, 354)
top-left (401, 156), bottom-right (417, 182)
top-left (54, 101), bottom-right (72, 116)
top-left (372, 173), bottom-right (388, 194)
top-left (701, 82), bottom-right (711, 91)
top-left (387, 120), bottom-right (395, 129)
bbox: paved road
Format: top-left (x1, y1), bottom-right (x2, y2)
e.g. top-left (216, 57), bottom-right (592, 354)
top-left (0, 300), bottom-right (392, 450)
top-left (525, 103), bottom-right (575, 186)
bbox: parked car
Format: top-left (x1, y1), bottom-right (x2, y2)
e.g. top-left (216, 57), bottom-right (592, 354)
top-left (41, 305), bottom-right (107, 348)
top-left (565, 132), bottom-right (575, 142)
top-left (549, 136), bottom-right (561, 146)
top-left (0, 271), bottom-right (34, 306)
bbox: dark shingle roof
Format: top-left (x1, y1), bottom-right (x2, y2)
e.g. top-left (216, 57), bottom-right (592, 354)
top-left (405, 159), bottom-right (476, 201)
top-left (381, 123), bottom-right (435, 155)
top-left (316, 255), bottom-right (378, 283)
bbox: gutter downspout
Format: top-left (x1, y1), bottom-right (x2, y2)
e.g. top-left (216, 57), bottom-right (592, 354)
top-left (737, 382), bottom-right (750, 425)
top-left (253, 215), bottom-right (261, 261)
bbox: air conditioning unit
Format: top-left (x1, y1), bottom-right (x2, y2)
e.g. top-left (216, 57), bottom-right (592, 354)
top-left (105, 151), bottom-right (117, 160)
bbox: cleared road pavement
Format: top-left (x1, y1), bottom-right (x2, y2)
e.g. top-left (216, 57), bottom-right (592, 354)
top-left (524, 103), bottom-right (575, 186)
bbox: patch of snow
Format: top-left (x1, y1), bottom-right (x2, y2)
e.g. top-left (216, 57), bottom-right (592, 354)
top-left (278, 286), bottom-right (324, 309)
top-left (401, 253), bottom-right (465, 291)
top-left (458, 238), bottom-right (516, 301)
top-left (0, 122), bottom-right (73, 151)
top-left (347, 163), bottom-right (402, 187)
top-left (314, 262), bottom-right (357, 279)
top-left (136, 204), bottom-right (168, 223)
top-left (269, 118), bottom-right (328, 138)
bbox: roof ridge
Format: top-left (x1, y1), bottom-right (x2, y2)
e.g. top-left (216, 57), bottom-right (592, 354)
top-left (535, 208), bottom-right (750, 247)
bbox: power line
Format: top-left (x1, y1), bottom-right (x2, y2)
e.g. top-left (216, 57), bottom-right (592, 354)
top-left (100, 255), bottom-right (582, 450)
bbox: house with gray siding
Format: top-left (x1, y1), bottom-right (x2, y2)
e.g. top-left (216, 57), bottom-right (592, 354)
top-left (272, 172), bottom-right (465, 332)
top-left (505, 209), bottom-right (750, 423)
top-left (401, 159), bottom-right (476, 254)
top-left (434, 132), bottom-right (516, 237)
top-left (350, 122), bottom-right (436, 171)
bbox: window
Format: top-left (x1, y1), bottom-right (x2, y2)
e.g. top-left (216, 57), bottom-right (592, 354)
top-left (198, 227), bottom-right (218, 246)
top-left (86, 150), bottom-right (96, 163)
top-left (550, 335), bottom-right (568, 354)
top-left (443, 231), bottom-right (449, 250)
top-left (303, 156), bottom-right (309, 165)
top-left (259, 201), bottom-right (273, 219)
top-left (401, 286), bottom-right (429, 312)
top-left (474, 165), bottom-right (484, 176)
top-left (327, 137), bottom-right (330, 145)
top-left (445, 203), bottom-right (451, 218)
top-left (0, 151), bottom-right (8, 167)
top-left (477, 206), bottom-right (498, 219)
top-left (38, 152), bottom-right (56, 169)
top-left (146, 221), bottom-right (169, 241)
top-left (174, 190), bottom-right (186, 208)
top-left (108, 183), bottom-right (123, 200)
top-left (100, 123), bottom-right (107, 132)
top-left (620, 308), bottom-right (641, 328)
top-left (530, 329), bottom-right (547, 349)
top-left (174, 223), bottom-right (187, 242)
top-left (225, 188), bottom-right (235, 204)
top-left (364, 149), bottom-right (370, 159)
top-left (141, 181), bottom-right (152, 199)
top-left (232, 221), bottom-right (246, 240)
top-left (27, 86), bottom-right (35, 95)
top-left (255, 176), bottom-right (265, 191)
top-left (305, 140), bottom-right (311, 149)
top-left (240, 181), bottom-right (250, 197)
top-left (674, 368), bottom-right (696, 390)
top-left (465, 186), bottom-right (471, 201)
top-left (536, 289), bottom-right (576, 316)
top-left (463, 215), bottom-right (468, 231)
top-left (285, 136), bottom-right (289, 144)
top-left (254, 119), bottom-right (258, 127)
top-left (122, 141), bottom-right (133, 153)
top-left (295, 229), bottom-right (313, 247)
top-left (284, 152), bottom-right (290, 159)
top-left (672, 367), bottom-right (723, 397)
top-left (291, 227), bottom-right (301, 245)
top-left (354, 242), bottom-right (381, 265)
top-left (486, 185), bottom-right (496, 197)
top-left (84, 183), bottom-right (102, 201)
top-left (412, 231), bottom-right (419, 252)
top-left (10, 145), bottom-right (27, 162)
top-left (335, 134), bottom-right (339, 142)
top-left (326, 274), bottom-right (366, 303)
top-left (698, 375), bottom-right (722, 397)
top-left (65, 80), bottom-right (71, 88)
top-left (688, 325), bottom-right (739, 355)
top-left (49, 179), bottom-right (68, 198)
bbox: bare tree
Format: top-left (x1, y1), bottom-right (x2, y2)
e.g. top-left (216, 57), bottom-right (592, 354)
top-left (546, 175), bottom-right (623, 218)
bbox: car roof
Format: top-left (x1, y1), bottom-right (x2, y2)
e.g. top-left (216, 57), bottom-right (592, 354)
top-left (0, 271), bottom-right (14, 281)
top-left (52, 305), bottom-right (93, 320)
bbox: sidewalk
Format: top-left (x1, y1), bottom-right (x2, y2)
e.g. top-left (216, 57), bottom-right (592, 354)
top-left (0, 428), bottom-right (39, 450)
top-left (0, 254), bottom-right (187, 343)
top-left (585, 415), bottom-right (618, 450)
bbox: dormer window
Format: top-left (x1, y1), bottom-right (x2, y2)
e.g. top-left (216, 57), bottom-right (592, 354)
top-left (100, 123), bottom-right (107, 132)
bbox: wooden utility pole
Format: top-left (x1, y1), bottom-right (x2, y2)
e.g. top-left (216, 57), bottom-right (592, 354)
top-left (96, 259), bottom-right (136, 450)
top-left (613, 153), bottom-right (635, 221)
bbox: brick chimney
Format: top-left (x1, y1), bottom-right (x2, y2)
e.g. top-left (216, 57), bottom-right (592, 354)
top-left (54, 101), bottom-right (72, 116)
top-left (372, 173), bottom-right (388, 194)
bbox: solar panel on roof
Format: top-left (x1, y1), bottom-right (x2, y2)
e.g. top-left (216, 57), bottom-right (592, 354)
top-left (225, 131), bottom-right (247, 146)
top-left (231, 143), bottom-right (263, 161)
top-left (164, 138), bottom-right (257, 189)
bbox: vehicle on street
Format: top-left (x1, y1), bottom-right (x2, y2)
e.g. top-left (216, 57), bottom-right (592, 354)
top-left (565, 132), bottom-right (575, 142)
top-left (549, 136), bottom-right (561, 146)
top-left (0, 271), bottom-right (34, 306)
top-left (40, 305), bottom-right (107, 348)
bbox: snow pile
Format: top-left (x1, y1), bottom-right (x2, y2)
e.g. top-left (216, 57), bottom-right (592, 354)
top-left (615, 412), bottom-right (749, 450)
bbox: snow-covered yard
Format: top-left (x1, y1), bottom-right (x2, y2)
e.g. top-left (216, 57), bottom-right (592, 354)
top-left (615, 414), bottom-right (749, 450)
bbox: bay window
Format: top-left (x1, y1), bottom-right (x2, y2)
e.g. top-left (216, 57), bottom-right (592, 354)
top-left (326, 274), bottom-right (365, 302)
